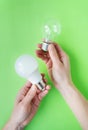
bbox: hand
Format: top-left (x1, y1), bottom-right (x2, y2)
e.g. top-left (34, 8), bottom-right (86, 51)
top-left (36, 42), bottom-right (88, 130)
top-left (3, 74), bottom-right (50, 130)
top-left (36, 42), bottom-right (72, 90)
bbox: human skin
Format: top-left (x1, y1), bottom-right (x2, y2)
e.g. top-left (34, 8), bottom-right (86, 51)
top-left (36, 42), bottom-right (88, 130)
top-left (3, 74), bottom-right (50, 130)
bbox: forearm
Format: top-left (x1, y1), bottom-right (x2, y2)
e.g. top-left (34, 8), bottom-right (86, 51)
top-left (3, 120), bottom-right (24, 130)
top-left (57, 81), bottom-right (88, 130)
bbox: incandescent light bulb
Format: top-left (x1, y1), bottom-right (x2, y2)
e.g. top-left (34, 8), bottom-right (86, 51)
top-left (42, 20), bottom-right (61, 51)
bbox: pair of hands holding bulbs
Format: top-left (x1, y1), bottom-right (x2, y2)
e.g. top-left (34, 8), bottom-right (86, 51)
top-left (3, 41), bottom-right (88, 130)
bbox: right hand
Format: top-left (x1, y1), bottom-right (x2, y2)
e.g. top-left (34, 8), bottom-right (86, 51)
top-left (36, 42), bottom-right (72, 89)
top-left (36, 42), bottom-right (88, 130)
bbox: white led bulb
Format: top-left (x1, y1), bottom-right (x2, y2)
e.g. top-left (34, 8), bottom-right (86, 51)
top-left (15, 55), bottom-right (45, 91)
top-left (42, 20), bottom-right (61, 51)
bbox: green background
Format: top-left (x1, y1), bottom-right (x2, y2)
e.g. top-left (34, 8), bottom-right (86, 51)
top-left (0, 0), bottom-right (88, 129)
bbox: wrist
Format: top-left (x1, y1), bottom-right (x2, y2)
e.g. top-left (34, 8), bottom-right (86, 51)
top-left (55, 79), bottom-right (74, 92)
top-left (3, 119), bottom-right (21, 130)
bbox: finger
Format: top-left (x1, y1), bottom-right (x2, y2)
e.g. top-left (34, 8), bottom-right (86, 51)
top-left (36, 49), bottom-right (47, 57)
top-left (36, 49), bottom-right (44, 55)
top-left (44, 78), bottom-right (47, 83)
top-left (37, 88), bottom-right (41, 93)
top-left (36, 50), bottom-right (49, 63)
top-left (38, 85), bottom-right (50, 100)
top-left (25, 81), bottom-right (32, 88)
top-left (41, 73), bottom-right (45, 78)
top-left (41, 73), bottom-right (47, 83)
top-left (54, 44), bottom-right (65, 61)
top-left (46, 85), bottom-right (51, 90)
top-left (32, 85), bottom-right (51, 108)
top-left (54, 44), bottom-right (69, 68)
top-left (37, 44), bottom-right (42, 49)
top-left (37, 83), bottom-right (50, 94)
top-left (15, 81), bottom-right (32, 104)
top-left (19, 81), bottom-right (32, 96)
top-left (41, 73), bottom-right (48, 84)
top-left (42, 78), bottom-right (47, 84)
top-left (48, 44), bottom-right (61, 65)
top-left (23, 85), bottom-right (37, 105)
top-left (38, 90), bottom-right (48, 100)
top-left (46, 59), bottom-right (52, 69)
top-left (37, 43), bottom-right (50, 58)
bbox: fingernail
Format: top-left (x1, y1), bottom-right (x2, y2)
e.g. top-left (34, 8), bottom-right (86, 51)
top-left (31, 85), bottom-right (37, 91)
top-left (44, 90), bottom-right (48, 95)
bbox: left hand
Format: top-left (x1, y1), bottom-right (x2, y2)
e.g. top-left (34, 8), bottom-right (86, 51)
top-left (3, 74), bottom-right (50, 130)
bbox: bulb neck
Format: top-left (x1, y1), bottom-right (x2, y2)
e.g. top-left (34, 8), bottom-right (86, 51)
top-left (42, 41), bottom-right (51, 51)
top-left (28, 70), bottom-right (46, 91)
top-left (36, 80), bottom-right (46, 91)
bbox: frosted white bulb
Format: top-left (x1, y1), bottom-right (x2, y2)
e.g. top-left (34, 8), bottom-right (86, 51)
top-left (15, 55), bottom-right (45, 91)
top-left (42, 20), bottom-right (61, 51)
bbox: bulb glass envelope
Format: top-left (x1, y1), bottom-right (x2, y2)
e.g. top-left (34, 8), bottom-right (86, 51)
top-left (15, 55), bottom-right (45, 90)
top-left (42, 20), bottom-right (61, 51)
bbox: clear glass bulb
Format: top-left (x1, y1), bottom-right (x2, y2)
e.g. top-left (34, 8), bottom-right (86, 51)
top-left (42, 20), bottom-right (61, 51)
top-left (15, 55), bottom-right (45, 91)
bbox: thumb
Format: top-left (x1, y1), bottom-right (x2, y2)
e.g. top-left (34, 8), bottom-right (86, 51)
top-left (23, 85), bottom-right (37, 105)
top-left (48, 44), bottom-right (61, 65)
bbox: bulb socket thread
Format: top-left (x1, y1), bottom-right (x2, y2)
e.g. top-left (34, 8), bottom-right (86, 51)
top-left (36, 80), bottom-right (46, 91)
top-left (42, 41), bottom-right (52, 51)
